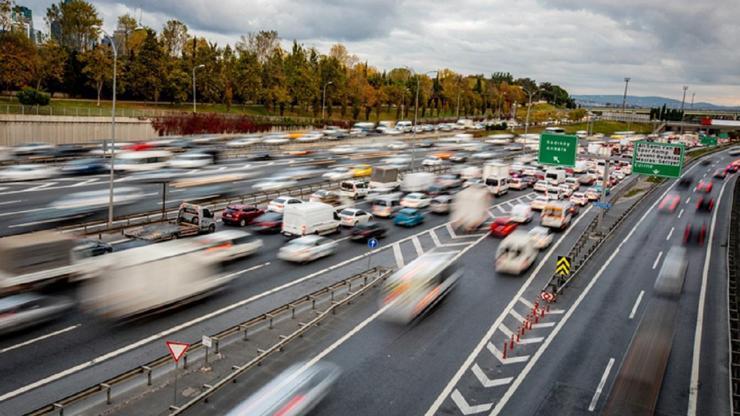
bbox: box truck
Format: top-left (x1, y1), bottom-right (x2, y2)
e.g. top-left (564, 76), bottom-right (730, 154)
top-left (483, 162), bottom-right (510, 196)
top-left (282, 202), bottom-right (341, 237)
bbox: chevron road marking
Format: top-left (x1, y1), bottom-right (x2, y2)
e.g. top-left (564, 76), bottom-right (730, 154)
top-left (471, 364), bottom-right (514, 388)
top-left (451, 389), bottom-right (493, 415)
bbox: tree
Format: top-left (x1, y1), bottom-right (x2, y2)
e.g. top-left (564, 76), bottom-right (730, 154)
top-left (0, 31), bottom-right (36, 91)
top-left (33, 40), bottom-right (67, 90)
top-left (491, 72), bottom-right (513, 85)
top-left (160, 19), bottom-right (189, 57)
top-left (46, 0), bottom-right (102, 52)
top-left (80, 44), bottom-right (112, 105)
top-left (113, 14), bottom-right (138, 55)
top-left (568, 108), bottom-right (587, 121)
top-left (124, 29), bottom-right (165, 101)
top-left (0, 0), bottom-right (12, 32)
top-left (237, 30), bottom-right (279, 65)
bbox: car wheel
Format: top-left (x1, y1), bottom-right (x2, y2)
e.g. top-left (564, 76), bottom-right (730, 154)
top-left (208, 224), bottom-right (216, 233)
top-left (239, 219), bottom-right (246, 227)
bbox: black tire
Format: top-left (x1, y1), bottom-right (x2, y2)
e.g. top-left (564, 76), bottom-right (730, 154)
top-left (239, 218), bottom-right (246, 227)
top-left (208, 224), bottom-right (216, 233)
top-left (191, 216), bottom-right (200, 225)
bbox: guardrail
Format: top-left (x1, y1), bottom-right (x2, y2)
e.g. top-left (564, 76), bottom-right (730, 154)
top-left (728, 176), bottom-right (740, 415)
top-left (543, 144), bottom-right (733, 295)
top-left (27, 266), bottom-right (391, 416)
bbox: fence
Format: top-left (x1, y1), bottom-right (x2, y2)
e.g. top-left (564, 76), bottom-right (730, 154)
top-left (728, 176), bottom-right (740, 415)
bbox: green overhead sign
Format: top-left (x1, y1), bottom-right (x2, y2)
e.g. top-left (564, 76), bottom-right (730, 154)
top-left (538, 133), bottom-right (577, 167)
top-left (719, 133), bottom-right (729, 139)
top-left (700, 135), bottom-right (717, 146)
top-left (632, 141), bottom-right (685, 178)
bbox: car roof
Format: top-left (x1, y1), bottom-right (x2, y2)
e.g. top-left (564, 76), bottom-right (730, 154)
top-left (292, 235), bottom-right (324, 243)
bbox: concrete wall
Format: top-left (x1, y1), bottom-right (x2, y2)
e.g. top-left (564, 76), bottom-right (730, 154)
top-left (0, 115), bottom-right (158, 146)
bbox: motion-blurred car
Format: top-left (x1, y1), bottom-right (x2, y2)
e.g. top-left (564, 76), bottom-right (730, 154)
top-left (530, 195), bottom-right (549, 211)
top-left (449, 153), bottom-right (468, 163)
top-left (224, 362), bottom-right (341, 416)
top-left (489, 217), bottom-right (518, 238)
top-left (322, 167), bottom-right (353, 181)
top-left (251, 212), bottom-right (283, 233)
top-left (352, 164), bottom-right (372, 177)
top-left (714, 169), bottom-right (728, 179)
top-left (696, 180), bottom-right (713, 193)
top-left (658, 192), bottom-right (681, 213)
top-left (253, 179), bottom-right (298, 192)
top-left (222, 204), bottom-right (265, 227)
top-left (436, 174), bottom-right (462, 189)
top-left (168, 152), bottom-right (213, 168)
top-left (277, 235), bottom-right (338, 263)
top-left (727, 162), bottom-right (739, 173)
top-left (226, 135), bottom-right (261, 147)
top-left (393, 208), bottom-right (424, 227)
top-left (267, 196), bottom-right (304, 213)
top-left (72, 239), bottom-right (113, 259)
top-left (350, 222), bottom-right (387, 241)
top-left (245, 152), bottom-right (272, 161)
top-left (678, 175), bottom-right (693, 188)
top-left (495, 231), bottom-right (538, 275)
top-left (338, 208), bottom-right (373, 227)
top-left (570, 192), bottom-right (588, 206)
top-left (328, 145), bottom-right (357, 155)
top-left (430, 194), bottom-right (453, 214)
top-left (0, 293), bottom-right (74, 335)
top-left (528, 226), bottom-right (553, 249)
top-left (0, 164), bottom-right (59, 181)
top-left (696, 195), bottom-right (714, 212)
top-left (654, 246), bottom-right (688, 299)
top-left (387, 142), bottom-right (409, 150)
top-left (13, 142), bottom-right (55, 156)
top-left (193, 230), bottom-right (263, 262)
top-left (401, 192), bottom-right (431, 208)
top-left (61, 158), bottom-right (108, 175)
top-left (510, 203), bottom-right (533, 223)
top-left (422, 156), bottom-right (444, 166)
top-left (309, 190), bottom-right (341, 205)
top-left (683, 221), bottom-right (707, 245)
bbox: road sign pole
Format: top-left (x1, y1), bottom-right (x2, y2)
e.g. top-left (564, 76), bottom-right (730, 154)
top-left (172, 360), bottom-right (178, 407)
top-left (597, 156), bottom-right (610, 230)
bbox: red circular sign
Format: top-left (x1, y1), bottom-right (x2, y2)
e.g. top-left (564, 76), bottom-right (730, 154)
top-left (540, 292), bottom-right (555, 302)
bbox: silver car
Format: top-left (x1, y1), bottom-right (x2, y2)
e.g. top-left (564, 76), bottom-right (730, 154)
top-left (0, 293), bottom-right (74, 335)
top-left (278, 235), bottom-right (338, 263)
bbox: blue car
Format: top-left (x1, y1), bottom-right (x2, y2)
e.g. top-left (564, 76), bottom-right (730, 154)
top-left (61, 158), bottom-right (108, 175)
top-left (394, 208), bottom-right (424, 227)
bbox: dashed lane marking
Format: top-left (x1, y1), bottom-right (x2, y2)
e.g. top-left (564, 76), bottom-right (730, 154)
top-left (393, 243), bottom-right (404, 269)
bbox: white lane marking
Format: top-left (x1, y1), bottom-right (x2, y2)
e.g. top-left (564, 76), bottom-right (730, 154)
top-left (652, 251), bottom-right (663, 270)
top-left (0, 186), bottom-right (7, 191)
top-left (702, 173), bottom-right (707, 178)
top-left (0, 324), bottom-right (81, 354)
top-left (109, 238), bottom-right (132, 245)
top-left (424, 206), bottom-right (594, 416)
top-left (628, 291), bottom-right (645, 320)
top-left (451, 389), bottom-right (493, 415)
top-left (688, 177), bottom-right (729, 416)
top-left (441, 241), bottom-right (474, 247)
top-left (0, 207), bottom-right (46, 217)
top-left (487, 209), bottom-right (496, 219)
top-left (532, 322), bottom-right (555, 329)
top-left (499, 323), bottom-right (513, 338)
top-left (412, 236), bottom-right (424, 257)
top-left (496, 206), bottom-right (507, 214)
top-left (588, 357), bottom-right (615, 412)
top-left (487, 342), bottom-right (529, 364)
top-left (518, 297), bottom-right (534, 309)
top-left (238, 262), bottom-right (271, 275)
top-left (73, 178), bottom-right (98, 187)
top-left (548, 309), bottom-right (565, 314)
top-left (446, 223), bottom-right (458, 238)
top-left (666, 226), bottom-right (674, 240)
top-left (471, 364), bottom-right (513, 388)
top-left (678, 208), bottom-right (684, 218)
top-left (0, 199), bottom-right (21, 206)
top-left (429, 230), bottom-right (442, 247)
top-left (26, 182), bottom-right (56, 191)
top-left (393, 243), bottom-right (404, 269)
top-left (334, 236), bottom-right (352, 243)
top-left (686, 196), bottom-right (691, 203)
top-left (505, 201), bottom-right (514, 210)
top-left (509, 309), bottom-right (525, 323)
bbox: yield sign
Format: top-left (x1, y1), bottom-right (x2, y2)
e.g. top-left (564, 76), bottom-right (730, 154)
top-left (166, 341), bottom-right (190, 362)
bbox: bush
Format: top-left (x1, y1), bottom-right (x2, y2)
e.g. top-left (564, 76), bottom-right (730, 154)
top-left (16, 87), bottom-right (51, 106)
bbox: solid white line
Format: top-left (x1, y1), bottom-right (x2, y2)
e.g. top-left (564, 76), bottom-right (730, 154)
top-left (446, 223), bottom-right (458, 238)
top-left (588, 357), bottom-right (615, 411)
top-left (678, 208), bottom-right (684, 218)
top-left (652, 251), bottom-right (663, 270)
top-left (238, 262), bottom-right (271, 275)
top-left (666, 226), bottom-right (674, 240)
top-left (334, 236), bottom-right (352, 243)
top-left (499, 323), bottom-right (514, 338)
top-left (423, 206), bottom-right (593, 416)
top-left (109, 238), bottom-right (132, 245)
top-left (628, 290), bottom-right (645, 320)
top-left (73, 178), bottom-right (98, 187)
top-left (0, 324), bottom-right (81, 354)
top-left (412, 236), bottom-right (424, 257)
top-left (688, 177), bottom-right (729, 416)
top-left (393, 243), bottom-right (404, 269)
top-left (496, 206), bottom-right (507, 214)
top-left (0, 199), bottom-right (21, 206)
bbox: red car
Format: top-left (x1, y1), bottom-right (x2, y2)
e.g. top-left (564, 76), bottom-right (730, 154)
top-left (658, 192), bottom-right (681, 213)
top-left (222, 204), bottom-right (265, 227)
top-left (683, 222), bottom-right (707, 246)
top-left (714, 169), bottom-right (727, 179)
top-left (696, 196), bottom-right (714, 212)
top-left (490, 217), bottom-right (518, 238)
top-left (696, 180), bottom-right (713, 193)
top-left (728, 162), bottom-right (739, 174)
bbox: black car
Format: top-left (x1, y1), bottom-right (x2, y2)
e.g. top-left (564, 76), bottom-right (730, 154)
top-left (252, 212), bottom-right (283, 233)
top-left (350, 222), bottom-right (387, 240)
top-left (678, 175), bottom-right (693, 188)
top-left (61, 158), bottom-right (108, 175)
top-left (417, 141), bottom-right (434, 148)
top-left (696, 196), bottom-right (714, 212)
top-left (683, 222), bottom-right (707, 245)
top-left (52, 144), bottom-right (88, 158)
top-left (700, 158), bottom-right (712, 166)
top-left (246, 152), bottom-right (272, 161)
top-left (73, 239), bottom-right (113, 259)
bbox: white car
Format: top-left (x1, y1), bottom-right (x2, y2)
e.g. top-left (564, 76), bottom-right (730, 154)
top-left (471, 151), bottom-right (498, 160)
top-left (382, 156), bottom-right (412, 168)
top-left (338, 208), bottom-right (373, 226)
top-left (226, 136), bottom-right (261, 147)
top-left (509, 178), bottom-right (528, 190)
top-left (436, 174), bottom-right (462, 189)
top-left (0, 164), bottom-right (59, 181)
top-left (430, 195), bottom-right (453, 213)
top-left (193, 230), bottom-right (263, 262)
top-left (530, 195), bottom-right (549, 211)
top-left (545, 186), bottom-right (562, 200)
top-left (387, 142), bottom-right (409, 150)
top-left (322, 167), bottom-right (353, 181)
top-left (12, 142), bottom-right (55, 156)
top-left (329, 146), bottom-right (357, 155)
top-left (253, 179), bottom-right (298, 192)
top-left (564, 177), bottom-right (580, 191)
top-left (533, 180), bottom-right (549, 192)
top-left (296, 133), bottom-right (323, 142)
top-left (510, 203), bottom-right (533, 223)
top-left (261, 135), bottom-right (290, 145)
top-left (168, 152), bottom-right (214, 168)
top-left (585, 187), bottom-right (601, 201)
top-left (401, 192), bottom-right (431, 208)
top-left (570, 192), bottom-right (588, 206)
top-left (557, 184), bottom-right (573, 198)
top-left (528, 226), bottom-right (553, 249)
top-left (422, 157), bottom-right (443, 166)
top-left (267, 196), bottom-right (304, 212)
top-left (277, 235), bottom-right (338, 263)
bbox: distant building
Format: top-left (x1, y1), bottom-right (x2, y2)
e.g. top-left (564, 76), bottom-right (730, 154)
top-left (9, 4), bottom-right (45, 44)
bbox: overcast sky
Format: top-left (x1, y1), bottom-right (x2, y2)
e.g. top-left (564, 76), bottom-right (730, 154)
top-left (24, 0), bottom-right (740, 105)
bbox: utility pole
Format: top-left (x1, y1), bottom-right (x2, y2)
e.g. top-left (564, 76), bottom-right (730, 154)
top-left (321, 81), bottom-right (333, 122)
top-left (523, 88), bottom-right (538, 135)
top-left (192, 64), bottom-right (205, 113)
top-left (621, 77), bottom-right (631, 121)
top-left (410, 69), bottom-right (437, 168)
top-left (679, 85), bottom-right (688, 134)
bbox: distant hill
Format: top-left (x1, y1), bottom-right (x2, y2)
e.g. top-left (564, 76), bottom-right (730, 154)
top-left (572, 95), bottom-right (740, 111)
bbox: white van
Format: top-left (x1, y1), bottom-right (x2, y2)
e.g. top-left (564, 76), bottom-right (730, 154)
top-left (115, 150), bottom-right (172, 172)
top-left (541, 202), bottom-right (572, 230)
top-left (192, 230), bottom-right (263, 262)
top-left (545, 168), bottom-right (566, 185)
top-left (401, 172), bottom-right (435, 193)
top-left (395, 121), bottom-right (413, 133)
top-left (495, 231), bottom-right (539, 275)
top-left (282, 202), bottom-right (340, 237)
top-left (340, 180), bottom-right (369, 199)
top-left (371, 194), bottom-right (402, 218)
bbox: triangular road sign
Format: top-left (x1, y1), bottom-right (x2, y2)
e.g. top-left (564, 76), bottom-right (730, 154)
top-left (166, 341), bottom-right (190, 362)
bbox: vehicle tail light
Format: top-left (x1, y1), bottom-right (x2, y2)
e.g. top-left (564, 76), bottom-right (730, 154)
top-left (275, 394), bottom-right (306, 416)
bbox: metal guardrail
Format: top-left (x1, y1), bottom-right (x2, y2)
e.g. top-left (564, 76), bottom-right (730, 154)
top-left (728, 176), bottom-right (740, 415)
top-left (27, 266), bottom-right (391, 416)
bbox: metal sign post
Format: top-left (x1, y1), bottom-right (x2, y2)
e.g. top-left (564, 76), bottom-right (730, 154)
top-left (166, 341), bottom-right (190, 408)
top-left (202, 335), bottom-right (212, 368)
top-left (367, 238), bottom-right (379, 272)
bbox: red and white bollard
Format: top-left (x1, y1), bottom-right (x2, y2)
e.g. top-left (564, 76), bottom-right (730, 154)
top-left (502, 342), bottom-right (508, 359)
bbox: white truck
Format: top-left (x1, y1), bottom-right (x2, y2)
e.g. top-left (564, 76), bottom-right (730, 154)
top-left (369, 166), bottom-right (400, 193)
top-left (451, 185), bottom-right (491, 232)
top-left (282, 202), bottom-right (340, 237)
top-left (125, 203), bottom-right (217, 241)
top-left (401, 172), bottom-right (435, 193)
top-left (80, 241), bottom-right (233, 319)
top-left (483, 162), bottom-right (510, 196)
top-left (540, 201), bottom-right (572, 230)
top-left (545, 168), bottom-right (566, 185)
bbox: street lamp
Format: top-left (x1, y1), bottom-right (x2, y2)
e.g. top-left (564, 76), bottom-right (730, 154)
top-left (321, 81), bottom-right (334, 122)
top-left (523, 87), bottom-right (539, 135)
top-left (410, 69), bottom-right (438, 168)
top-left (192, 64), bottom-right (206, 113)
top-left (679, 85), bottom-right (688, 134)
top-left (97, 28), bottom-right (118, 228)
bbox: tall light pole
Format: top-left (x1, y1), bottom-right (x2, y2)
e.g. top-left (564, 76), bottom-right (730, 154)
top-left (98, 28), bottom-right (117, 228)
top-left (523, 87), bottom-right (538, 135)
top-left (321, 81), bottom-right (334, 122)
top-left (410, 69), bottom-right (437, 168)
top-left (192, 64), bottom-right (205, 113)
top-left (690, 92), bottom-right (695, 109)
top-left (621, 77), bottom-right (631, 120)
top-left (680, 85), bottom-right (688, 134)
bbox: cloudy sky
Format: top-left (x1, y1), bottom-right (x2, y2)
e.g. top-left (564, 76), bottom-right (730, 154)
top-left (24, 0), bottom-right (740, 105)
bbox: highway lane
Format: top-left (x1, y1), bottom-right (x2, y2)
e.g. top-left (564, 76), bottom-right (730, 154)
top-left (0, 184), bottom-right (536, 415)
top-left (479, 149), bottom-right (737, 416)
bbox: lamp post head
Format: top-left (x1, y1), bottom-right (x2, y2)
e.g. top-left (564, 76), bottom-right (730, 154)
top-left (196, 64), bottom-right (205, 69)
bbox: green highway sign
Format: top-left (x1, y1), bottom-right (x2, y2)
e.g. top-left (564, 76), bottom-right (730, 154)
top-left (539, 133), bottom-right (577, 167)
top-left (719, 133), bottom-right (729, 139)
top-left (632, 141), bottom-right (685, 178)
top-left (700, 135), bottom-right (717, 146)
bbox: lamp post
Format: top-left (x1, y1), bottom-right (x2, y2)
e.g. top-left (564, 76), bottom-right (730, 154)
top-left (321, 81), bottom-right (334, 122)
top-left (410, 69), bottom-right (437, 168)
top-left (192, 64), bottom-right (205, 113)
top-left (679, 85), bottom-right (688, 134)
top-left (98, 28), bottom-right (118, 228)
top-left (523, 88), bottom-right (538, 135)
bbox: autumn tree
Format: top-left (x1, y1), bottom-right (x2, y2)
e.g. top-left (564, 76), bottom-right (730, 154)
top-left (0, 31), bottom-right (36, 91)
top-left (46, 0), bottom-right (102, 52)
top-left (33, 40), bottom-right (67, 91)
top-left (80, 44), bottom-right (112, 105)
top-left (160, 19), bottom-right (188, 57)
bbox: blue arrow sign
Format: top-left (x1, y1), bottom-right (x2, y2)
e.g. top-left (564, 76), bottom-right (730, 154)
top-left (368, 238), bottom-right (379, 249)
top-left (593, 201), bottom-right (612, 209)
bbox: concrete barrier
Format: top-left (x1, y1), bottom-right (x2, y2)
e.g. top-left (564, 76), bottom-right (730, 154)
top-left (0, 115), bottom-right (158, 145)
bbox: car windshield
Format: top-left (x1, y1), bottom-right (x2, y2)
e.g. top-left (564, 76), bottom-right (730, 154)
top-left (256, 212), bottom-right (281, 221)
